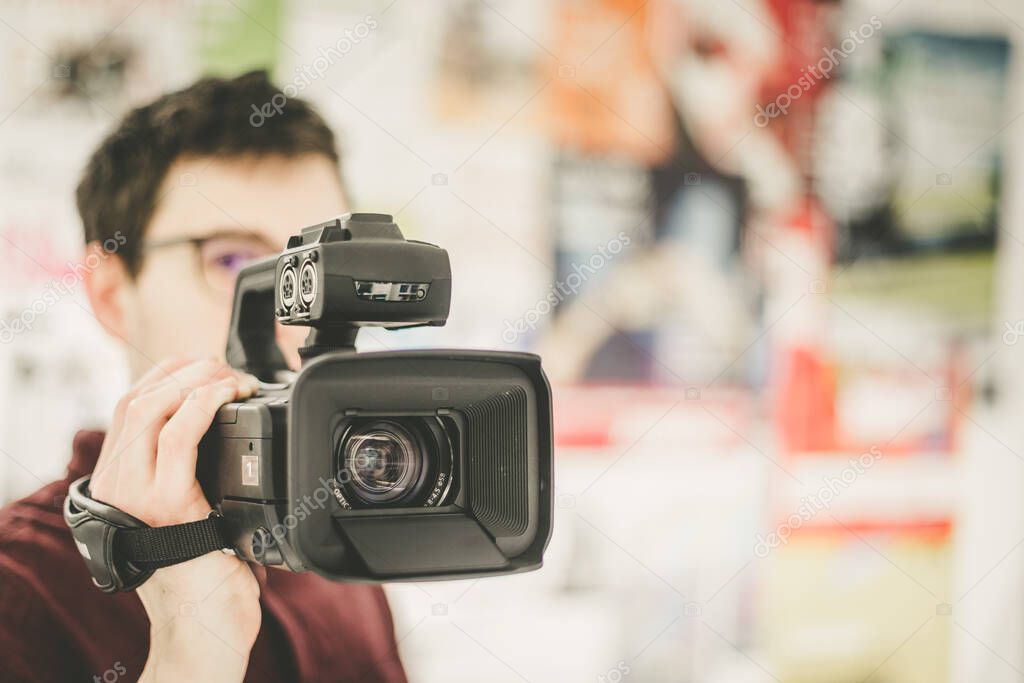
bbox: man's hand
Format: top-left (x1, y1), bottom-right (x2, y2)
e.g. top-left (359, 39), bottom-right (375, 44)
top-left (89, 358), bottom-right (262, 682)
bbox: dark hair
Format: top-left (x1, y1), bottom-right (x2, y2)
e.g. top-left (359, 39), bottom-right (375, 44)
top-left (76, 70), bottom-right (341, 275)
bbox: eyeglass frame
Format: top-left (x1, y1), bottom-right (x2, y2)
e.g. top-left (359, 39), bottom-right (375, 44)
top-left (140, 229), bottom-right (280, 297)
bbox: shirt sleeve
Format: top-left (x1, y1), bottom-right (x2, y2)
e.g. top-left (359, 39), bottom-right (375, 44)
top-left (0, 563), bottom-right (75, 683)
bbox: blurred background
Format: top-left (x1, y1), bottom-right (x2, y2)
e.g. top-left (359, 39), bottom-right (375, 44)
top-left (2, 0), bottom-right (1024, 680)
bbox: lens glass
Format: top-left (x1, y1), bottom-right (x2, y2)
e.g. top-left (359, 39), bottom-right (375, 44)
top-left (343, 424), bottom-right (421, 504)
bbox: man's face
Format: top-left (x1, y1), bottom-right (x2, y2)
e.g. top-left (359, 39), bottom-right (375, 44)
top-left (120, 154), bottom-right (347, 377)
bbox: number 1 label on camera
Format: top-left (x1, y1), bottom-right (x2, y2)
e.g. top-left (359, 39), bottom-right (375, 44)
top-left (241, 455), bottom-right (260, 486)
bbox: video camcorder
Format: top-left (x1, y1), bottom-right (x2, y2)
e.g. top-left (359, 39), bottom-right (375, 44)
top-left (65, 213), bottom-right (553, 591)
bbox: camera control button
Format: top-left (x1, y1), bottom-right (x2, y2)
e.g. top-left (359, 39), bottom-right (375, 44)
top-left (251, 526), bottom-right (283, 566)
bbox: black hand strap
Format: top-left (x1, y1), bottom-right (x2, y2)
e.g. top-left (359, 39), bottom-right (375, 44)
top-left (117, 515), bottom-right (233, 570)
top-left (64, 476), bottom-right (233, 592)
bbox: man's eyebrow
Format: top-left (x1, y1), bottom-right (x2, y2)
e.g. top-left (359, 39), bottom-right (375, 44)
top-left (144, 227), bottom-right (276, 248)
top-left (190, 225), bottom-right (271, 240)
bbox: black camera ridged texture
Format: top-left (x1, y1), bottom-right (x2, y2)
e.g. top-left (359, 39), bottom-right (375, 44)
top-left (466, 386), bottom-right (529, 537)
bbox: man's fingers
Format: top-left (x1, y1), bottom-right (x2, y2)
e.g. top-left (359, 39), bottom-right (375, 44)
top-left (119, 359), bottom-right (237, 431)
top-left (97, 360), bottom-right (236, 486)
top-left (155, 377), bottom-right (247, 489)
top-left (92, 362), bottom-right (257, 525)
top-left (137, 357), bottom-right (194, 392)
top-left (135, 358), bottom-right (234, 402)
top-left (103, 358), bottom-right (190, 456)
top-left (131, 363), bottom-right (257, 429)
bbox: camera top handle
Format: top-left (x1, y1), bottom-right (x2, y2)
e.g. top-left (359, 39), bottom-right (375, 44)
top-left (225, 256), bottom-right (293, 383)
top-left (225, 213), bottom-right (452, 381)
top-left (224, 248), bottom-right (364, 381)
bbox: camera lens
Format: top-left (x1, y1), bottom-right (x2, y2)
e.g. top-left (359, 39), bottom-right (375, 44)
top-left (334, 417), bottom-right (456, 509)
top-left (341, 422), bottom-right (423, 504)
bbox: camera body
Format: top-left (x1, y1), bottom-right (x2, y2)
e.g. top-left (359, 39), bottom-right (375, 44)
top-left (197, 214), bottom-right (553, 582)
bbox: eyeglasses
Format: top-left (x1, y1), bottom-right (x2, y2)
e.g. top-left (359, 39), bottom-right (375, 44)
top-left (142, 230), bottom-right (279, 297)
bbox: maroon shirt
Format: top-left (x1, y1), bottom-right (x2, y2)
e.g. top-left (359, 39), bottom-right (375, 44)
top-left (0, 431), bottom-right (408, 682)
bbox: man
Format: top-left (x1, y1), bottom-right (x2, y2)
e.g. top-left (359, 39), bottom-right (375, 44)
top-left (0, 71), bottom-right (408, 682)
